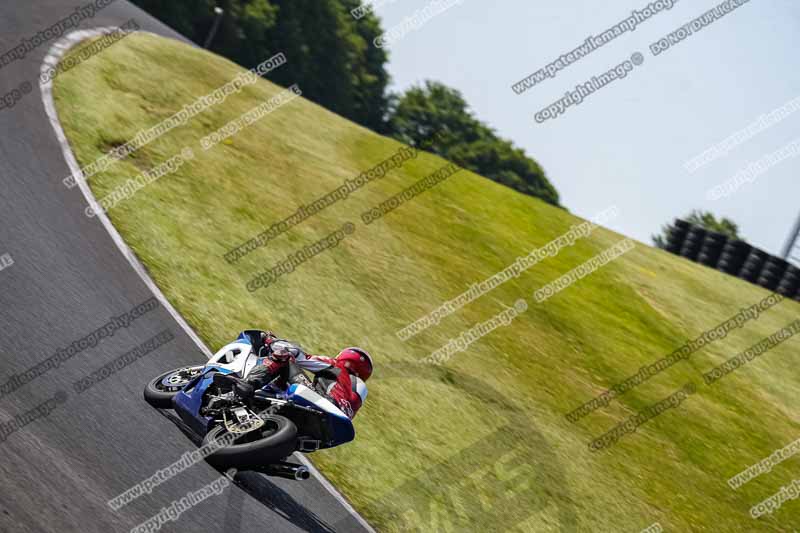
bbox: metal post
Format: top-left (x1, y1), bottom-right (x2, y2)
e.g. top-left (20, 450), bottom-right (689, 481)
top-left (203, 7), bottom-right (224, 49)
top-left (781, 210), bottom-right (800, 260)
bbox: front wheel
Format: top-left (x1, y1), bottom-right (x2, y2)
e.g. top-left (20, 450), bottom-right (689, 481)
top-left (202, 415), bottom-right (297, 469)
top-left (143, 366), bottom-right (204, 408)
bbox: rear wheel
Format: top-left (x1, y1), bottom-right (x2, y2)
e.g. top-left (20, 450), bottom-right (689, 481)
top-left (202, 415), bottom-right (297, 469)
top-left (144, 366), bottom-right (204, 408)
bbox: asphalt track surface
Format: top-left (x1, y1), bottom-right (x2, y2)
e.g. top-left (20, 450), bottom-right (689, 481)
top-left (0, 1), bottom-right (371, 531)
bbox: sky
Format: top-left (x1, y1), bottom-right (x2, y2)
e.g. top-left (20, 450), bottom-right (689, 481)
top-left (370, 0), bottom-right (800, 259)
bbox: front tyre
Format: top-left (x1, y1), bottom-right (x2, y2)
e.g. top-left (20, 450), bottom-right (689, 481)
top-left (202, 415), bottom-right (297, 469)
top-left (143, 366), bottom-right (204, 408)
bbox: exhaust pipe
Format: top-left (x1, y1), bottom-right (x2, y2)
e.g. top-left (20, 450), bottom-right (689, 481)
top-left (294, 466), bottom-right (310, 481)
top-left (259, 461), bottom-right (310, 481)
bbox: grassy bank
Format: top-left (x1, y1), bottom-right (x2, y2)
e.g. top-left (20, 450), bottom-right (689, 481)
top-left (53, 32), bottom-right (800, 532)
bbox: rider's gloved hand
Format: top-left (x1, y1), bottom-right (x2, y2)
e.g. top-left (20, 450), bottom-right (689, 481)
top-left (269, 340), bottom-right (304, 363)
top-left (255, 331), bottom-right (278, 357)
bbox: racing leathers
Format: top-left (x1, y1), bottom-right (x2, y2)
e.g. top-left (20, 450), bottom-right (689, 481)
top-left (244, 333), bottom-right (367, 419)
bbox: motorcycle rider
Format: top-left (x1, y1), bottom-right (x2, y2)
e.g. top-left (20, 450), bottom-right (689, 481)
top-left (242, 331), bottom-right (372, 419)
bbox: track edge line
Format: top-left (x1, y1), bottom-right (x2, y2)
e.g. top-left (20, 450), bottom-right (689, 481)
top-left (40, 28), bottom-right (375, 533)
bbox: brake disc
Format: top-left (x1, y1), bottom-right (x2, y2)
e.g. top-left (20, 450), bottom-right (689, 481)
top-left (224, 408), bottom-right (265, 434)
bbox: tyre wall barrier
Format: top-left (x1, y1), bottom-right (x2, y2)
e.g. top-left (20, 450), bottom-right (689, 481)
top-left (679, 225), bottom-right (706, 262)
top-left (739, 248), bottom-right (768, 283)
top-left (663, 219), bottom-right (800, 301)
top-left (777, 264), bottom-right (800, 298)
top-left (697, 231), bottom-right (727, 267)
top-left (717, 239), bottom-right (751, 276)
top-left (665, 219), bottom-right (689, 254)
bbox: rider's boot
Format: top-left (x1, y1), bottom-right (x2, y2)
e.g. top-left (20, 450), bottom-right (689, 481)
top-left (212, 373), bottom-right (255, 401)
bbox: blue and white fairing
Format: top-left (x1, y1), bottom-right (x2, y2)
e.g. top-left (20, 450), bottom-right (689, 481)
top-left (236, 331), bottom-right (254, 344)
top-left (287, 384), bottom-right (355, 445)
top-left (172, 330), bottom-right (355, 447)
top-left (170, 333), bottom-right (256, 435)
top-left (172, 366), bottom-right (233, 436)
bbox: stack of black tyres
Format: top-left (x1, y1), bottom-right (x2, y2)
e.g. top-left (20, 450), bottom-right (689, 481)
top-left (665, 219), bottom-right (690, 254)
top-left (697, 231), bottom-right (727, 267)
top-left (664, 219), bottom-right (800, 299)
top-left (777, 265), bottom-right (800, 300)
top-left (717, 239), bottom-right (752, 276)
top-left (739, 248), bottom-right (768, 283)
top-left (679, 225), bottom-right (706, 261)
top-left (759, 257), bottom-right (789, 292)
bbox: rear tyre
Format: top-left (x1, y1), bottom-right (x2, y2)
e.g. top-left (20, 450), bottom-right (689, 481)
top-left (144, 366), bottom-right (204, 408)
top-left (202, 415), bottom-right (298, 470)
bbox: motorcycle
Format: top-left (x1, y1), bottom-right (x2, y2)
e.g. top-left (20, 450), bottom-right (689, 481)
top-left (143, 330), bottom-right (355, 480)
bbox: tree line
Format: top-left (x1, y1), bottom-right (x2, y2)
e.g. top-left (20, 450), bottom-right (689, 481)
top-left (130, 0), bottom-right (561, 206)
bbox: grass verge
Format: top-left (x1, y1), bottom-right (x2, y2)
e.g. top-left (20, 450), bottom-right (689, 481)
top-left (53, 32), bottom-right (800, 532)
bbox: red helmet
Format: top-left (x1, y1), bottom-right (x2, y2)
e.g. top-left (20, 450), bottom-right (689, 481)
top-left (336, 347), bottom-right (373, 381)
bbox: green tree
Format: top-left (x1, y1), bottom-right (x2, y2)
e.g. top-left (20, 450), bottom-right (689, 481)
top-left (386, 81), bottom-right (560, 206)
top-left (129, 0), bottom-right (217, 40)
top-left (128, 3), bottom-right (561, 205)
top-left (336, 0), bottom-right (391, 131)
top-left (653, 210), bottom-right (743, 249)
top-left (130, 0), bottom-right (278, 64)
top-left (130, 0), bottom-right (389, 130)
